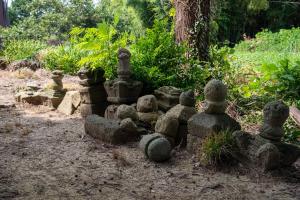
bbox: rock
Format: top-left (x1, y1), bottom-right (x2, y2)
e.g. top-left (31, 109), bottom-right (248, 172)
top-left (259, 101), bottom-right (289, 141)
top-left (154, 86), bottom-right (182, 112)
top-left (166, 104), bottom-right (196, 124)
top-left (179, 90), bottom-right (195, 107)
top-left (7, 60), bottom-right (40, 71)
top-left (256, 143), bottom-right (281, 171)
top-left (188, 113), bottom-right (241, 138)
top-left (120, 118), bottom-right (138, 134)
top-left (85, 115), bottom-right (138, 144)
top-left (80, 103), bottom-right (108, 118)
top-left (137, 112), bottom-right (160, 125)
top-left (15, 92), bottom-right (43, 105)
top-left (57, 91), bottom-right (81, 115)
top-left (105, 105), bottom-right (120, 120)
top-left (137, 95), bottom-right (158, 113)
top-left (116, 105), bottom-right (138, 121)
top-left (155, 114), bottom-right (179, 138)
top-left (139, 133), bottom-right (171, 162)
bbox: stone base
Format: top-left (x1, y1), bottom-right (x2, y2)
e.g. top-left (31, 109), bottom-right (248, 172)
top-left (80, 102), bottom-right (108, 118)
top-left (85, 115), bottom-right (138, 144)
top-left (79, 85), bottom-right (107, 104)
top-left (187, 134), bottom-right (202, 156)
top-left (154, 86), bottom-right (182, 112)
top-left (107, 97), bottom-right (139, 104)
top-left (233, 131), bottom-right (300, 171)
top-left (188, 113), bottom-right (241, 139)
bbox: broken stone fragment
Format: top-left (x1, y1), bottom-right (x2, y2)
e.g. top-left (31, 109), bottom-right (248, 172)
top-left (155, 114), bottom-right (179, 138)
top-left (116, 104), bottom-right (138, 121)
top-left (179, 90), bottom-right (195, 107)
top-left (137, 95), bottom-right (158, 113)
top-left (154, 86), bottom-right (182, 111)
top-left (139, 133), bottom-right (172, 162)
top-left (85, 115), bottom-right (139, 144)
top-left (57, 91), bottom-right (81, 115)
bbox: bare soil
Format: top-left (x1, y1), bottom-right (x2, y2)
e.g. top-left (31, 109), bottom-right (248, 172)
top-left (0, 69), bottom-right (299, 200)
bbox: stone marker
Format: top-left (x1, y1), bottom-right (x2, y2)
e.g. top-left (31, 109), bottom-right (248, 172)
top-left (116, 104), bottom-right (138, 121)
top-left (154, 86), bottom-right (182, 112)
top-left (139, 133), bottom-right (172, 162)
top-left (78, 66), bottom-right (108, 118)
top-left (233, 101), bottom-right (300, 171)
top-left (164, 90), bottom-right (197, 147)
top-left (85, 115), bottom-right (139, 144)
top-left (137, 95), bottom-right (160, 126)
top-left (187, 79), bottom-right (241, 153)
top-left (57, 91), bottom-right (81, 115)
top-left (104, 48), bottom-right (143, 104)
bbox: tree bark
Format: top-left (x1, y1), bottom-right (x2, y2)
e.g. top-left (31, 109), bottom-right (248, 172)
top-left (196, 0), bottom-right (210, 61)
top-left (174, 0), bottom-right (211, 61)
top-left (0, 0), bottom-right (9, 27)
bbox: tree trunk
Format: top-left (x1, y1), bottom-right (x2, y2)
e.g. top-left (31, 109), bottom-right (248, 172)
top-left (174, 0), bottom-right (198, 44)
top-left (196, 0), bottom-right (210, 61)
top-left (0, 0), bottom-right (9, 27)
top-left (174, 0), bottom-right (210, 61)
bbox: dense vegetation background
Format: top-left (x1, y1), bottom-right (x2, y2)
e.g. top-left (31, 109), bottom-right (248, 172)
top-left (0, 0), bottom-right (299, 143)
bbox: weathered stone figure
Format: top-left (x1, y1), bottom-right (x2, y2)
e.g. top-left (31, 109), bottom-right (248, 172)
top-left (137, 95), bottom-right (160, 127)
top-left (154, 86), bottom-right (182, 112)
top-left (233, 101), bottom-right (300, 171)
top-left (78, 66), bottom-right (108, 117)
top-left (104, 48), bottom-right (142, 119)
top-left (187, 79), bottom-right (241, 153)
top-left (104, 48), bottom-right (143, 104)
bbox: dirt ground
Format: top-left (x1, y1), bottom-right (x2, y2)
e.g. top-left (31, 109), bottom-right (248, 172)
top-left (0, 69), bottom-right (299, 200)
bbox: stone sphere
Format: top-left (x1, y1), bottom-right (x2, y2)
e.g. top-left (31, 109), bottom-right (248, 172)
top-left (263, 101), bottom-right (289, 126)
top-left (179, 90), bottom-right (195, 107)
top-left (137, 95), bottom-right (158, 113)
top-left (204, 79), bottom-right (227, 102)
top-left (147, 137), bottom-right (172, 162)
top-left (116, 105), bottom-right (138, 121)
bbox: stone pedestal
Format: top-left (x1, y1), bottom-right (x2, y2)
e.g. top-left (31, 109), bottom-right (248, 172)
top-left (233, 101), bottom-right (300, 171)
top-left (136, 95), bottom-right (160, 128)
top-left (78, 67), bottom-right (108, 118)
top-left (187, 80), bottom-right (241, 154)
top-left (154, 86), bottom-right (182, 112)
top-left (104, 48), bottom-right (142, 118)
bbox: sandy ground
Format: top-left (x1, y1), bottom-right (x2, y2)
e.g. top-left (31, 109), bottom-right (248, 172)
top-left (0, 69), bottom-right (299, 200)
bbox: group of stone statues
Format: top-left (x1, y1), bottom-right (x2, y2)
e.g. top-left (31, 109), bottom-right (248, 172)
top-left (81, 48), bottom-right (300, 171)
top-left (14, 47), bottom-right (300, 171)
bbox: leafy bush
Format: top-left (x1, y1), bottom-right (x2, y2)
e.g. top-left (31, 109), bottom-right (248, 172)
top-left (200, 130), bottom-right (236, 166)
top-left (38, 45), bottom-right (83, 74)
top-left (130, 19), bottom-right (204, 93)
top-left (1, 40), bottom-right (46, 62)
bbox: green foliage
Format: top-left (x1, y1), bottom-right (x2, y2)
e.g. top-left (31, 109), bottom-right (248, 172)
top-left (200, 130), bottom-right (236, 166)
top-left (1, 40), bottom-right (46, 62)
top-left (38, 45), bottom-right (83, 74)
top-left (235, 28), bottom-right (300, 53)
top-left (130, 19), bottom-right (203, 92)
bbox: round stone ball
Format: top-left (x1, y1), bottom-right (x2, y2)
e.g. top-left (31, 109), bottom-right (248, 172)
top-left (204, 79), bottom-right (227, 102)
top-left (147, 137), bottom-right (172, 162)
top-left (137, 95), bottom-right (158, 113)
top-left (179, 90), bottom-right (195, 107)
top-left (263, 101), bottom-right (289, 126)
top-left (116, 105), bottom-right (138, 121)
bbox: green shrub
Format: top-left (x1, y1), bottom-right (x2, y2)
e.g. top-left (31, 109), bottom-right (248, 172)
top-left (130, 19), bottom-right (204, 93)
top-left (200, 130), bottom-right (236, 166)
top-left (38, 45), bottom-right (83, 74)
top-left (1, 40), bottom-right (46, 62)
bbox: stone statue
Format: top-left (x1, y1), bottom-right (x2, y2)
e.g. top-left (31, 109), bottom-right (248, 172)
top-left (233, 101), bottom-right (300, 171)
